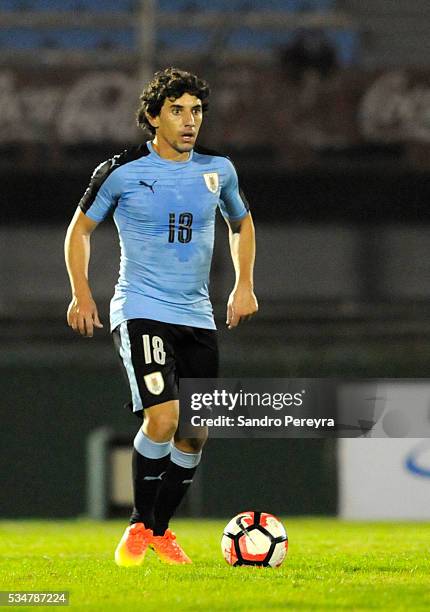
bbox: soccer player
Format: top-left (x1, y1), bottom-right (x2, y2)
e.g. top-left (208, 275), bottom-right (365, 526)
top-left (64, 68), bottom-right (257, 565)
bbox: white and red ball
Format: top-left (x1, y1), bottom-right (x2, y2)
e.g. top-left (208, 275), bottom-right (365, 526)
top-left (221, 511), bottom-right (288, 567)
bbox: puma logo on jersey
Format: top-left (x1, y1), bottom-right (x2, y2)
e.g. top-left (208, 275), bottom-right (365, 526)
top-left (139, 179), bottom-right (157, 193)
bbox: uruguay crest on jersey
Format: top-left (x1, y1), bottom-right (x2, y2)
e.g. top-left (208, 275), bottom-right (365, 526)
top-left (203, 172), bottom-right (219, 193)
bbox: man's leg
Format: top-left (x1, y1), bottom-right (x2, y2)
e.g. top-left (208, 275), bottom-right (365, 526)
top-left (115, 401), bottom-right (178, 567)
top-left (150, 430), bottom-right (207, 564)
top-left (131, 401), bottom-right (178, 528)
top-left (113, 318), bottom-right (179, 566)
top-left (152, 430), bottom-right (208, 536)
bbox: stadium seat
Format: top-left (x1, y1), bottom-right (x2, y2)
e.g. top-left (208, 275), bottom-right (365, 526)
top-left (157, 1), bottom-right (335, 12)
top-left (2, 0), bottom-right (135, 11)
top-left (0, 28), bottom-right (133, 49)
top-left (0, 0), bottom-right (357, 65)
top-left (2, 0), bottom-right (335, 11)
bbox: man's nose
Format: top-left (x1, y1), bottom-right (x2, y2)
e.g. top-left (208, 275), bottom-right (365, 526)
top-left (184, 111), bottom-right (195, 126)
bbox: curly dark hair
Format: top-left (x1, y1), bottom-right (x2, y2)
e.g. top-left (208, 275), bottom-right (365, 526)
top-left (136, 67), bottom-right (210, 134)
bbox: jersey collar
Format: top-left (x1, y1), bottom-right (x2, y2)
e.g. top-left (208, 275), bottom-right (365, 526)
top-left (146, 140), bottom-right (194, 165)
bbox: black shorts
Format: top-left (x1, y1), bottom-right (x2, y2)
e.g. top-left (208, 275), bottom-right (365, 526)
top-left (112, 318), bottom-right (218, 415)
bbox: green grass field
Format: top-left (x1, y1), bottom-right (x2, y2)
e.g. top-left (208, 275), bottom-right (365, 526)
top-left (1, 519), bottom-right (429, 611)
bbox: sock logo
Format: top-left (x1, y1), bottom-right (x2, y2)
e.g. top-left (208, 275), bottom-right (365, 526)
top-left (143, 471), bottom-right (166, 481)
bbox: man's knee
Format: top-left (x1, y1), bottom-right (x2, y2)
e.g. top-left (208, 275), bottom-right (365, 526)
top-left (143, 401), bottom-right (179, 442)
top-left (175, 430), bottom-right (208, 453)
top-left (186, 437), bottom-right (207, 452)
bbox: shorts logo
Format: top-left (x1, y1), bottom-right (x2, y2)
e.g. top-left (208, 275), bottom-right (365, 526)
top-left (203, 172), bottom-right (219, 193)
top-left (144, 371), bottom-right (165, 395)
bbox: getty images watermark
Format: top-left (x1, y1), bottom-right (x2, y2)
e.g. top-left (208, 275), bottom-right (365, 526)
top-left (178, 379), bottom-right (430, 438)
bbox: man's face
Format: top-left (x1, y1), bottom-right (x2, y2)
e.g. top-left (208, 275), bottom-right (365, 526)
top-left (148, 92), bottom-right (203, 157)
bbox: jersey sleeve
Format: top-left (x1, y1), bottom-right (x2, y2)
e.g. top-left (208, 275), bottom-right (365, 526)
top-left (218, 158), bottom-right (250, 221)
top-left (79, 159), bottom-right (122, 222)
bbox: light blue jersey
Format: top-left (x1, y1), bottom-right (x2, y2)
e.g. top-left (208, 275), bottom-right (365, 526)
top-left (79, 141), bottom-right (249, 331)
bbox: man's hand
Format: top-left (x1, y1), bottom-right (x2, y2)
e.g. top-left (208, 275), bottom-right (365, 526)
top-left (67, 295), bottom-right (103, 338)
top-left (226, 285), bottom-right (258, 330)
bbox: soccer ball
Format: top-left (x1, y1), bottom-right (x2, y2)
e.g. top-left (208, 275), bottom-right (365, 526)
top-left (221, 511), bottom-right (288, 567)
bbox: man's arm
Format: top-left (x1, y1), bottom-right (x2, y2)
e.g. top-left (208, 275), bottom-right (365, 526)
top-left (64, 207), bottom-right (103, 338)
top-left (225, 212), bottom-right (258, 329)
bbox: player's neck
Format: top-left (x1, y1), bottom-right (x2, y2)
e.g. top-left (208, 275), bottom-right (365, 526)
top-left (151, 138), bottom-right (191, 162)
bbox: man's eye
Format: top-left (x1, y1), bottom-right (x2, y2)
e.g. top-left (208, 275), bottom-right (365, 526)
top-left (193, 108), bottom-right (202, 115)
top-left (172, 108), bottom-right (180, 114)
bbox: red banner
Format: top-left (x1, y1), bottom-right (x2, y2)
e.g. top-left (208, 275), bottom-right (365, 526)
top-left (1, 66), bottom-right (430, 154)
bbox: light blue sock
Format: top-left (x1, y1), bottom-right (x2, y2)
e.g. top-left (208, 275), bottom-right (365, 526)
top-left (170, 444), bottom-right (202, 468)
top-left (133, 429), bottom-right (171, 459)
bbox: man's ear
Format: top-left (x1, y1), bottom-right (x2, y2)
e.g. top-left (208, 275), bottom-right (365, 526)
top-left (145, 112), bottom-right (159, 130)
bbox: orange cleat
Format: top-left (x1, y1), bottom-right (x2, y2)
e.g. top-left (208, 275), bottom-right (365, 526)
top-left (150, 529), bottom-right (192, 565)
top-left (114, 522), bottom-right (153, 567)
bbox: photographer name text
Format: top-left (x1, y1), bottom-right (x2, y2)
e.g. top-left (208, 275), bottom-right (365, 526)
top-left (190, 415), bottom-right (335, 429)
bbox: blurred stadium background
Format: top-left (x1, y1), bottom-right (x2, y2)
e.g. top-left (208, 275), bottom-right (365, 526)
top-left (2, 0), bottom-right (430, 521)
